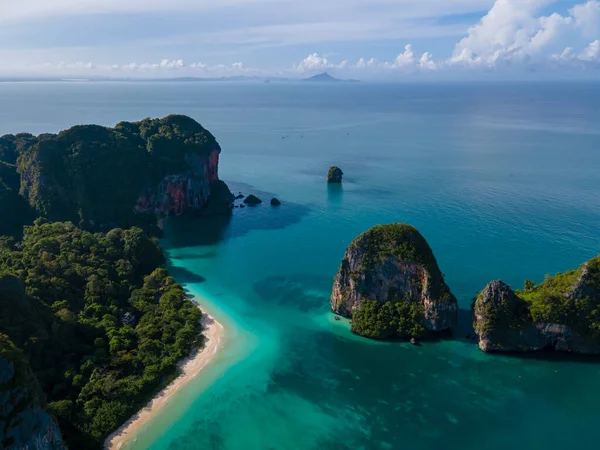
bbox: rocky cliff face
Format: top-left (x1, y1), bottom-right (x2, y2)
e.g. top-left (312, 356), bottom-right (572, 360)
top-left (331, 224), bottom-right (457, 339)
top-left (134, 149), bottom-right (231, 216)
top-left (474, 259), bottom-right (600, 354)
top-left (0, 336), bottom-right (65, 450)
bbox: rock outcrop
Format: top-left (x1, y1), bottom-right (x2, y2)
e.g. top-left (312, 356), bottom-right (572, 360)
top-left (134, 151), bottom-right (232, 216)
top-left (327, 166), bottom-right (343, 183)
top-left (12, 115), bottom-right (233, 228)
top-left (473, 257), bottom-right (600, 354)
top-left (243, 194), bottom-right (262, 205)
top-left (0, 336), bottom-right (65, 450)
top-left (270, 198), bottom-right (281, 206)
top-left (331, 223), bottom-right (458, 339)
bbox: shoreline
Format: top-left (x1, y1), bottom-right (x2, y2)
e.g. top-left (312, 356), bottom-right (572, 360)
top-left (104, 306), bottom-right (225, 450)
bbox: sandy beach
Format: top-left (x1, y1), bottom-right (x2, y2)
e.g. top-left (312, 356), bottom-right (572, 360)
top-left (104, 309), bottom-right (225, 450)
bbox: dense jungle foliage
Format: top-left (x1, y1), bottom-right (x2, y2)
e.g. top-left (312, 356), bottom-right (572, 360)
top-left (0, 221), bottom-right (203, 448)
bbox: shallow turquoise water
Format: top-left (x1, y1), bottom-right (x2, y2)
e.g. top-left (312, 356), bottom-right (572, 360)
top-left (1, 82), bottom-right (600, 449)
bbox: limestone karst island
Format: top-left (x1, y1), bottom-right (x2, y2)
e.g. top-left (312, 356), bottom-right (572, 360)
top-left (331, 224), bottom-right (457, 340)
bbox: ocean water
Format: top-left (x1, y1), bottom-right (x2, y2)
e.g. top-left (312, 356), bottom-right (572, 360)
top-left (1, 81), bottom-right (600, 449)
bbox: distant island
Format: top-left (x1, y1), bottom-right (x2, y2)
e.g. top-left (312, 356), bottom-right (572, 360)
top-left (302, 72), bottom-right (359, 83)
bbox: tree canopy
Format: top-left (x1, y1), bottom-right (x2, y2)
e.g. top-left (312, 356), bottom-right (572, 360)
top-left (0, 221), bottom-right (203, 448)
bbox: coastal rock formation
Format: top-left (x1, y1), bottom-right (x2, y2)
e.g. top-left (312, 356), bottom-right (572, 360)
top-left (327, 166), bottom-right (343, 183)
top-left (244, 194), bottom-right (262, 205)
top-left (0, 336), bottom-right (65, 450)
top-left (134, 149), bottom-right (231, 216)
top-left (11, 115), bottom-right (233, 228)
top-left (270, 198), bottom-right (281, 206)
top-left (474, 257), bottom-right (600, 354)
top-left (331, 224), bottom-right (458, 340)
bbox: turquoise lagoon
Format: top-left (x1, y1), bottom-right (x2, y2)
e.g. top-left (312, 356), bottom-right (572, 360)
top-left (1, 82), bottom-right (600, 449)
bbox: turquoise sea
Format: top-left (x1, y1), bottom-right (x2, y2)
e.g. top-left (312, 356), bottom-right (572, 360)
top-left (1, 81), bottom-right (600, 449)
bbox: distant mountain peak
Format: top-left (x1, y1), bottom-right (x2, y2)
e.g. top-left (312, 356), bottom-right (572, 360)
top-left (302, 72), bottom-right (359, 83)
top-left (305, 72), bottom-right (337, 81)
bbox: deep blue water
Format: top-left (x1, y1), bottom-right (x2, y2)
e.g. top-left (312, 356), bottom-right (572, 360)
top-left (1, 81), bottom-right (600, 450)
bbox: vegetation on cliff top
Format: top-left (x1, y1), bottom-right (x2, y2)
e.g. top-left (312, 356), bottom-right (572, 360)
top-left (349, 224), bottom-right (440, 280)
top-left (1, 115), bottom-right (219, 229)
top-left (518, 256), bottom-right (600, 336)
top-left (0, 221), bottom-right (203, 448)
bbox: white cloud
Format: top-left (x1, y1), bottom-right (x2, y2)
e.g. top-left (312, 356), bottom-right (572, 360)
top-left (356, 57), bottom-right (377, 69)
top-left (571, 0), bottom-right (600, 38)
top-left (17, 59), bottom-right (265, 78)
top-left (2, 1), bottom-right (600, 78)
top-left (387, 45), bottom-right (416, 68)
top-left (159, 59), bottom-right (184, 69)
top-left (555, 39), bottom-right (600, 65)
top-left (419, 52), bottom-right (437, 71)
top-left (117, 59), bottom-right (185, 71)
top-left (57, 61), bottom-right (96, 70)
top-left (294, 53), bottom-right (348, 73)
top-left (450, 0), bottom-right (600, 68)
top-left (580, 39), bottom-right (600, 60)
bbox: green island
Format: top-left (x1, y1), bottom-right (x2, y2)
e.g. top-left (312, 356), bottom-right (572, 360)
top-left (0, 115), bottom-right (232, 449)
top-left (473, 256), bottom-right (600, 353)
top-left (331, 224), bottom-right (458, 340)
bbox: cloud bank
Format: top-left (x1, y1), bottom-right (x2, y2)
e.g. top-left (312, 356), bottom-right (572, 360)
top-left (1, 0), bottom-right (599, 78)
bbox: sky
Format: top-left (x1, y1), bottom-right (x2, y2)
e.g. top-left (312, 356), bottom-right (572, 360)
top-left (0, 0), bottom-right (599, 79)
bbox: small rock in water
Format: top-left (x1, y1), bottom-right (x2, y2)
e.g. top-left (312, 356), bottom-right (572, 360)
top-left (244, 194), bottom-right (262, 205)
top-left (270, 198), bottom-right (281, 206)
top-left (410, 338), bottom-right (419, 346)
top-left (235, 194), bottom-right (245, 200)
top-left (334, 315), bottom-right (341, 321)
top-left (327, 166), bottom-right (343, 183)
top-left (240, 204), bottom-right (246, 209)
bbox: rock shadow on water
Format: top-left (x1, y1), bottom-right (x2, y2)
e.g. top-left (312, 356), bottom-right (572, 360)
top-left (252, 275), bottom-right (332, 313)
top-left (163, 213), bottom-right (232, 249)
top-left (163, 181), bottom-right (311, 249)
top-left (455, 308), bottom-right (478, 344)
